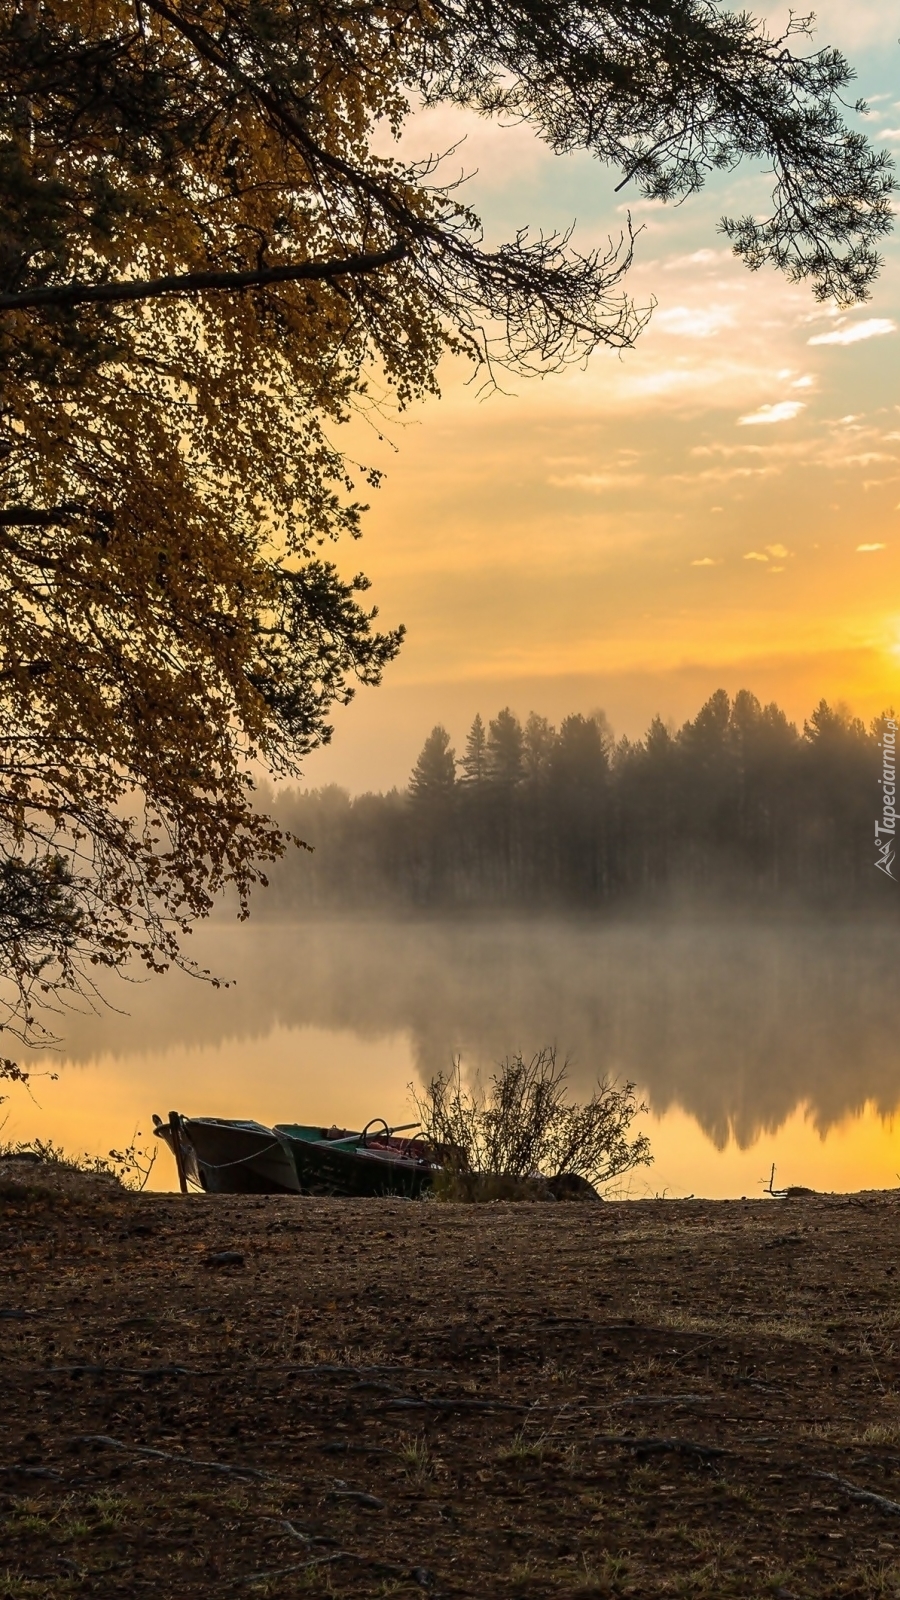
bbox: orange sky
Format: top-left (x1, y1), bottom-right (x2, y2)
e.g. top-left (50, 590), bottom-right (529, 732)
top-left (296, 0), bottom-right (900, 792)
top-left (293, 0), bottom-right (900, 1201)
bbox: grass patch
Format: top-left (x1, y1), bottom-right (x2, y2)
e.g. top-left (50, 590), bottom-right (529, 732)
top-left (398, 1433), bottom-right (433, 1482)
top-left (651, 1306), bottom-right (821, 1344)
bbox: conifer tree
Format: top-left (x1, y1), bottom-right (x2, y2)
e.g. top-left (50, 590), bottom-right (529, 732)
top-left (523, 713), bottom-right (556, 782)
top-left (409, 726), bottom-right (457, 804)
top-left (550, 716), bottom-right (610, 790)
top-left (487, 708), bottom-right (525, 787)
top-left (261, 690), bottom-right (884, 909)
top-left (460, 714), bottom-right (489, 785)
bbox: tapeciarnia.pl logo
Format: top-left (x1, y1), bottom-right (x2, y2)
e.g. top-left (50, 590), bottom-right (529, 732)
top-left (875, 716), bottom-right (897, 879)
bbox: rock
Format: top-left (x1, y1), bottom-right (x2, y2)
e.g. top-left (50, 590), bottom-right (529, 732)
top-left (545, 1173), bottom-right (602, 1202)
top-left (204, 1250), bottom-right (245, 1268)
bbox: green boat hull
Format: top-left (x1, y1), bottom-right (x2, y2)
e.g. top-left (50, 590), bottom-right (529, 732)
top-left (275, 1124), bottom-right (435, 1198)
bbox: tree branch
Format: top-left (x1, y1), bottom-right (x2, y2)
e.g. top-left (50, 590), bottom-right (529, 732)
top-left (0, 506), bottom-right (83, 526)
top-left (143, 0), bottom-right (412, 230)
top-left (0, 245), bottom-right (408, 312)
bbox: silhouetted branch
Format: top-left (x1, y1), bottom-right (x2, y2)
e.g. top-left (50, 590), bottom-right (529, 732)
top-left (0, 246), bottom-right (409, 312)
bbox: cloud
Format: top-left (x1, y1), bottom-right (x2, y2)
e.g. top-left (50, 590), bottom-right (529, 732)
top-left (548, 472), bottom-right (645, 492)
top-left (808, 319), bottom-right (897, 347)
top-left (857, 543), bottom-right (887, 553)
top-left (662, 248), bottom-right (726, 271)
top-left (654, 305), bottom-right (736, 339)
top-left (691, 557), bottom-right (722, 566)
top-left (738, 401), bottom-right (806, 426)
top-left (673, 464), bottom-right (781, 485)
top-left (879, 129), bottom-right (900, 141)
top-left (740, 543), bottom-right (792, 564)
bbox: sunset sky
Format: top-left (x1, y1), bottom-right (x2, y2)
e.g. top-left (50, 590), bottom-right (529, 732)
top-left (301, 1), bottom-right (900, 794)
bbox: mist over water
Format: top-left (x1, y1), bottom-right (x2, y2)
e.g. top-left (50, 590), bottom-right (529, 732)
top-left (10, 913), bottom-right (900, 1195)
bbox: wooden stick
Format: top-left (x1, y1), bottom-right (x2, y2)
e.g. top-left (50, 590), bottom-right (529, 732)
top-left (812, 1470), bottom-right (900, 1516)
top-left (77, 1434), bottom-right (270, 1479)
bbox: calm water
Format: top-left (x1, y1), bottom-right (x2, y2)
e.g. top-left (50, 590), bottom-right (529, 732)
top-left (8, 915), bottom-right (900, 1198)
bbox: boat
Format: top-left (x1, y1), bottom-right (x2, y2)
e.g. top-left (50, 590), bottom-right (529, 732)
top-left (152, 1115), bottom-right (301, 1194)
top-left (152, 1112), bottom-right (440, 1198)
top-left (276, 1119), bottom-right (437, 1199)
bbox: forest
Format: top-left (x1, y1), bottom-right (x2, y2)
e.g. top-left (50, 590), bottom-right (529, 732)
top-left (261, 690), bottom-right (893, 911)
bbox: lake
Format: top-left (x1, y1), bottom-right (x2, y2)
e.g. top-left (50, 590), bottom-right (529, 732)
top-left (7, 914), bottom-right (900, 1197)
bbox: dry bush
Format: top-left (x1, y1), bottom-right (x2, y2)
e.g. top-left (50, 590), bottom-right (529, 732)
top-left (412, 1048), bottom-right (652, 1200)
top-left (0, 1136), bottom-right (155, 1191)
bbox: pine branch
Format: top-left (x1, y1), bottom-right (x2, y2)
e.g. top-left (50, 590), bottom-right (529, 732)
top-left (0, 245), bottom-right (408, 312)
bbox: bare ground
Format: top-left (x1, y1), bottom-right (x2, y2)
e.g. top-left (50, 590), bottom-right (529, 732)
top-left (4, 1160), bottom-right (900, 1597)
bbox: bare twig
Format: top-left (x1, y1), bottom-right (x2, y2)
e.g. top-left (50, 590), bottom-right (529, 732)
top-left (595, 1434), bottom-right (729, 1460)
top-left (812, 1470), bottom-right (900, 1516)
top-left (76, 1434), bottom-right (272, 1479)
top-left (610, 1394), bottom-right (714, 1409)
top-left (0, 1464), bottom-right (62, 1478)
top-left (231, 1553), bottom-right (348, 1586)
top-left (328, 1488), bottom-right (386, 1509)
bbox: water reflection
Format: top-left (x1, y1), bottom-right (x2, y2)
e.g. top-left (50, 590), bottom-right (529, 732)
top-left (9, 915), bottom-right (900, 1195)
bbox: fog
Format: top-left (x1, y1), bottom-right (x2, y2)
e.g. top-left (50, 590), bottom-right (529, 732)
top-left (18, 913), bottom-right (900, 1152)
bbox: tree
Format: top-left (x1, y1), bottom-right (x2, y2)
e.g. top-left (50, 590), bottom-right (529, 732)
top-left (0, 0), bottom-right (892, 1036)
top-left (254, 688), bottom-right (888, 910)
top-left (727, 691), bottom-right (797, 882)
top-left (460, 713), bottom-right (489, 785)
top-left (801, 700), bottom-right (877, 888)
top-left (430, 0), bottom-right (894, 304)
top-left (550, 714), bottom-right (610, 791)
top-left (523, 712), bottom-right (555, 783)
top-left (487, 708), bottom-right (525, 787)
top-left (409, 725), bottom-right (457, 805)
top-left (549, 714), bottom-right (610, 897)
top-left (610, 715), bottom-right (677, 892)
top-left (408, 724), bottom-right (456, 902)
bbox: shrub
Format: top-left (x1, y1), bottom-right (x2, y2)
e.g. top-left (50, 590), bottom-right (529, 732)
top-left (412, 1048), bottom-right (652, 1199)
top-left (0, 1136), bottom-right (156, 1191)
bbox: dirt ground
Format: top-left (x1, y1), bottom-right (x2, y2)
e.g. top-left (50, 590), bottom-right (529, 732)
top-left (4, 1161), bottom-right (900, 1598)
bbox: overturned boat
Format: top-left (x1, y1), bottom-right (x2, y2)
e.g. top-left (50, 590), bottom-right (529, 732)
top-left (153, 1112), bottom-right (439, 1198)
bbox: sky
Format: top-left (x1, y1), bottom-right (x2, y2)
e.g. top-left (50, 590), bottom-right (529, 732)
top-left (303, 0), bottom-right (900, 793)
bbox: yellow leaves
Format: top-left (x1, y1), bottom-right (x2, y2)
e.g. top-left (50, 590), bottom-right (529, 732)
top-left (0, 0), bottom-right (434, 1030)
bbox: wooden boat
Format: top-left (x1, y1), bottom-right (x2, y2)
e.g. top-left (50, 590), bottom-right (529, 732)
top-left (276, 1119), bottom-right (437, 1199)
top-left (153, 1113), bottom-right (438, 1198)
top-left (152, 1115), bottom-right (301, 1194)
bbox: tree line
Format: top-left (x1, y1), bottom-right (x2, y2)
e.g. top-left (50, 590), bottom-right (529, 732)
top-left (263, 691), bottom-right (894, 911)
